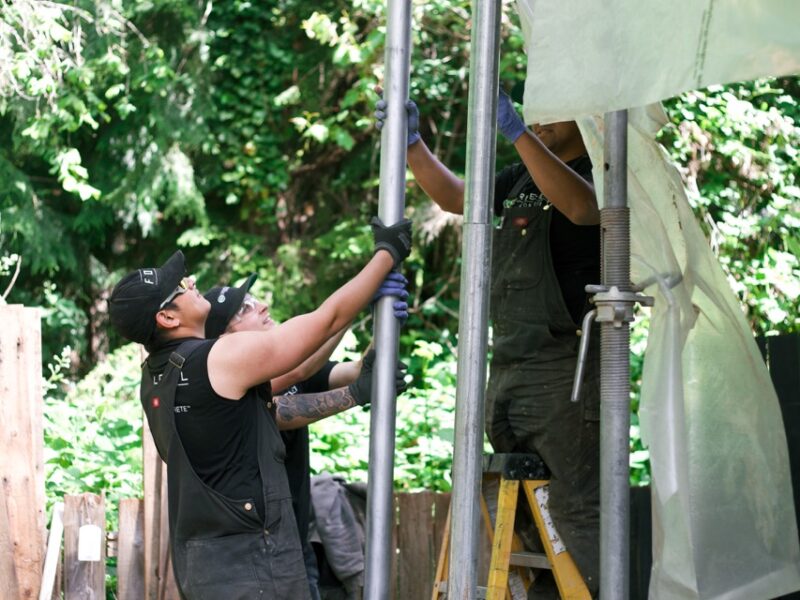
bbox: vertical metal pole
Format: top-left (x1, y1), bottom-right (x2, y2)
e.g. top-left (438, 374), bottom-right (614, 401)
top-left (447, 1), bottom-right (502, 598)
top-left (600, 109), bottom-right (630, 600)
top-left (364, 0), bottom-right (411, 597)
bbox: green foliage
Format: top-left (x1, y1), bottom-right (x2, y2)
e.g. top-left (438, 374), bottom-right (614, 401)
top-left (43, 344), bottom-right (143, 527)
top-left (659, 78), bottom-right (800, 335)
top-left (629, 318), bottom-right (650, 486)
top-left (310, 332), bottom-right (459, 492)
top-left (2, 0), bottom-right (795, 519)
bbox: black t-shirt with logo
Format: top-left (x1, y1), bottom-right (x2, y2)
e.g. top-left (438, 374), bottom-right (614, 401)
top-left (277, 361), bottom-right (336, 541)
top-left (493, 156), bottom-right (600, 324)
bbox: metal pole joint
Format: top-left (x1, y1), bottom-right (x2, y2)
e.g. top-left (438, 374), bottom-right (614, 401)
top-left (586, 284), bottom-right (654, 328)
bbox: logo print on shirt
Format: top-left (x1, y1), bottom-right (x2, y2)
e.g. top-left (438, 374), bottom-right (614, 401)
top-left (177, 371), bottom-right (189, 387)
top-left (504, 191), bottom-right (550, 210)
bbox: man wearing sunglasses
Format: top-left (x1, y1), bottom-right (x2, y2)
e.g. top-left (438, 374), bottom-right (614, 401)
top-left (203, 272), bottom-right (409, 599)
top-left (107, 217), bottom-right (412, 600)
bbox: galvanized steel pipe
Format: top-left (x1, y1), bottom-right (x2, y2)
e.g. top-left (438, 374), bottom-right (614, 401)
top-left (447, 0), bottom-right (502, 598)
top-left (600, 109), bottom-right (631, 600)
top-left (364, 0), bottom-right (412, 597)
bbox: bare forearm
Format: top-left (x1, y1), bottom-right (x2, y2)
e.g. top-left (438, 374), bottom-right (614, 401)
top-left (513, 133), bottom-right (599, 225)
top-left (407, 140), bottom-right (465, 214)
top-left (328, 360), bottom-right (361, 388)
top-left (318, 252), bottom-right (393, 332)
top-left (271, 327), bottom-right (348, 393)
top-left (274, 387), bottom-right (357, 430)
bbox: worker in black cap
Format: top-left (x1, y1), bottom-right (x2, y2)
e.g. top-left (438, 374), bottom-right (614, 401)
top-left (376, 90), bottom-right (601, 597)
top-left (107, 217), bottom-right (412, 600)
top-left (203, 272), bottom-right (409, 599)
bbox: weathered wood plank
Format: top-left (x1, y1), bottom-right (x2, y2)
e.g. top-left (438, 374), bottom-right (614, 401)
top-left (0, 481), bottom-right (21, 599)
top-left (0, 305), bottom-right (45, 599)
top-left (39, 502), bottom-right (64, 600)
top-left (63, 494), bottom-right (105, 599)
top-left (142, 404), bottom-right (179, 600)
top-left (432, 492), bottom-right (451, 562)
top-left (157, 482), bottom-right (179, 600)
top-left (117, 499), bottom-right (145, 600)
top-left (398, 491), bottom-right (436, 600)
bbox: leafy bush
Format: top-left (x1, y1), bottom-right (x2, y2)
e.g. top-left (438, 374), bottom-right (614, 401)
top-left (43, 343), bottom-right (142, 529)
top-left (310, 332), bottom-right (460, 492)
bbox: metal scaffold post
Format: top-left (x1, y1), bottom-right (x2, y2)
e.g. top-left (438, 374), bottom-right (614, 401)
top-left (598, 109), bottom-right (631, 600)
top-left (363, 0), bottom-right (412, 597)
top-left (447, 0), bottom-right (502, 598)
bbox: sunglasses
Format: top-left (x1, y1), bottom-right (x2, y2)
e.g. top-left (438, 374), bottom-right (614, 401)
top-left (159, 277), bottom-right (191, 309)
top-left (234, 294), bottom-right (257, 319)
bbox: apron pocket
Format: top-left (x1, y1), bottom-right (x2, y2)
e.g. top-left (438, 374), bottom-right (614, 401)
top-left (183, 533), bottom-right (259, 588)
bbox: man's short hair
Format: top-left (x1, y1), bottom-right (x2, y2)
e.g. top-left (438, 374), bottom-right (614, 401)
top-left (108, 251), bottom-right (187, 344)
top-left (203, 274), bottom-right (257, 338)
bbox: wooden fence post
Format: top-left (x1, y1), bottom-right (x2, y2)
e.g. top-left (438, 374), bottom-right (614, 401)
top-left (0, 483), bottom-right (21, 598)
top-left (117, 498), bottom-right (145, 599)
top-left (63, 493), bottom-right (105, 598)
top-left (397, 492), bottom-right (436, 599)
top-left (143, 411), bottom-right (179, 599)
top-left (0, 304), bottom-right (45, 599)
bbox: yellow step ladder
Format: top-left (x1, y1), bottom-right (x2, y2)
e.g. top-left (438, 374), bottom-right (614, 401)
top-left (432, 453), bottom-right (590, 600)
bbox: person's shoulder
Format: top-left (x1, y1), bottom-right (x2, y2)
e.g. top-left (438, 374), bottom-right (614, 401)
top-left (495, 162), bottom-right (527, 195)
top-left (173, 337), bottom-right (214, 366)
top-left (497, 161), bottom-right (526, 181)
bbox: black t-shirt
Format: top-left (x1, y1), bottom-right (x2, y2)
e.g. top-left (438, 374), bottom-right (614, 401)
top-left (277, 361), bottom-right (337, 541)
top-left (494, 156), bottom-right (600, 324)
top-left (169, 338), bottom-right (267, 518)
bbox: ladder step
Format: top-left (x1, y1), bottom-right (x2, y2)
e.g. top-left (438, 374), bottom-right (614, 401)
top-left (509, 551), bottom-right (551, 569)
top-left (433, 582), bottom-right (488, 598)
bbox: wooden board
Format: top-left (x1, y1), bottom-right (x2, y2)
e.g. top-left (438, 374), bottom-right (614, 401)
top-left (397, 491), bottom-right (437, 600)
top-left (0, 305), bottom-right (45, 599)
top-left (142, 404), bottom-right (179, 599)
top-left (0, 482), bottom-right (20, 598)
top-left (63, 494), bottom-right (105, 598)
top-left (117, 499), bottom-right (145, 600)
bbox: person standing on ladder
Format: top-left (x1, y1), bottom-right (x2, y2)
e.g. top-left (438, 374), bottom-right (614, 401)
top-left (106, 216), bottom-right (412, 599)
top-left (376, 89), bottom-right (600, 597)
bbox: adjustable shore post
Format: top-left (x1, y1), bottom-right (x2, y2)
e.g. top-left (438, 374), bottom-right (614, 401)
top-left (363, 0), bottom-right (412, 597)
top-left (447, 0), bottom-right (502, 598)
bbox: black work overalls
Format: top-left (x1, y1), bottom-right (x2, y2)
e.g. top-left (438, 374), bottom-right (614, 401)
top-left (486, 172), bottom-right (601, 596)
top-left (141, 341), bottom-right (310, 599)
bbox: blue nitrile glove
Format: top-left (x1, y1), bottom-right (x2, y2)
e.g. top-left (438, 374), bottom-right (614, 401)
top-left (373, 271), bottom-right (410, 324)
top-left (497, 89), bottom-right (526, 143)
top-left (375, 98), bottom-right (421, 146)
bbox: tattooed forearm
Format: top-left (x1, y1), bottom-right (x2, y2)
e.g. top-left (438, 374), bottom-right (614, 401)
top-left (274, 387), bottom-right (357, 430)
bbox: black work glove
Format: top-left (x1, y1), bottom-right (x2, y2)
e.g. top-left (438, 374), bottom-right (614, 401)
top-left (371, 216), bottom-right (412, 268)
top-left (348, 349), bottom-right (409, 407)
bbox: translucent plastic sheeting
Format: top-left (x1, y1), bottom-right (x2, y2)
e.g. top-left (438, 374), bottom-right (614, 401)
top-left (576, 106), bottom-right (800, 599)
top-left (516, 0), bottom-right (800, 124)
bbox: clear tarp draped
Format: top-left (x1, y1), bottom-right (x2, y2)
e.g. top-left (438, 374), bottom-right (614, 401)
top-left (516, 0), bottom-right (800, 124)
top-left (578, 107), bottom-right (800, 599)
top-left (513, 1), bottom-right (800, 597)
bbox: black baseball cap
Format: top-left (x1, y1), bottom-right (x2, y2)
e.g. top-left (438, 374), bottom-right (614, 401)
top-left (203, 274), bottom-right (257, 338)
top-left (108, 251), bottom-right (187, 344)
